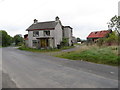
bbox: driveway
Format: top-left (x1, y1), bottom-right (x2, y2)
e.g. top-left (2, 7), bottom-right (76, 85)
top-left (2, 47), bottom-right (118, 88)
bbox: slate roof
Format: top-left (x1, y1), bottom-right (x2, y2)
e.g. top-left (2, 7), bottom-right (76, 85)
top-left (62, 26), bottom-right (73, 29)
top-left (87, 30), bottom-right (112, 38)
top-left (26, 21), bottom-right (58, 31)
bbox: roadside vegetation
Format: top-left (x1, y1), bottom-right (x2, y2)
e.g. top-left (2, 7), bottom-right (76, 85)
top-left (96, 31), bottom-right (119, 47)
top-left (18, 45), bottom-right (75, 53)
top-left (0, 30), bottom-right (24, 47)
top-left (18, 45), bottom-right (60, 52)
top-left (55, 45), bottom-right (119, 66)
top-left (13, 35), bottom-right (23, 46)
top-left (0, 30), bottom-right (13, 47)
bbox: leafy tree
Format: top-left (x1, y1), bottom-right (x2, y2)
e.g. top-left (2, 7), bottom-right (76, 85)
top-left (77, 37), bottom-right (81, 42)
top-left (97, 31), bottom-right (118, 46)
top-left (0, 30), bottom-right (13, 47)
top-left (104, 32), bottom-right (118, 44)
top-left (13, 35), bottom-right (23, 46)
top-left (107, 15), bottom-right (119, 30)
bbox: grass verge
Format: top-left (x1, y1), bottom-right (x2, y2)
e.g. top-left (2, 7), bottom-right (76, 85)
top-left (18, 45), bottom-right (75, 53)
top-left (18, 46), bottom-right (60, 52)
top-left (55, 45), bottom-right (119, 66)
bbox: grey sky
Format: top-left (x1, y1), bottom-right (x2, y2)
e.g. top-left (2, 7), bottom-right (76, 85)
top-left (0, 0), bottom-right (119, 39)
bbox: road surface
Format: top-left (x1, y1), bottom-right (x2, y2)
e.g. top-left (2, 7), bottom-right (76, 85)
top-left (2, 47), bottom-right (118, 88)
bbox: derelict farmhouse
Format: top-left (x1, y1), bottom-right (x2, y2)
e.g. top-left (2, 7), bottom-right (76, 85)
top-left (25, 16), bottom-right (73, 49)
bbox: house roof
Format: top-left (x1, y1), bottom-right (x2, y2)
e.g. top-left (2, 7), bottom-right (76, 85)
top-left (26, 21), bottom-right (58, 31)
top-left (63, 26), bottom-right (73, 29)
top-left (87, 30), bottom-right (112, 38)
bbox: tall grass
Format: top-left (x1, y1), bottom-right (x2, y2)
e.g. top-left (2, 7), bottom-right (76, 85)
top-left (55, 45), bottom-right (119, 66)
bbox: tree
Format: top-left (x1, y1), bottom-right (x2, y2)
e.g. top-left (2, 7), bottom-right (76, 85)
top-left (104, 32), bottom-right (118, 45)
top-left (97, 31), bottom-right (118, 46)
top-left (60, 38), bottom-right (69, 47)
top-left (77, 37), bottom-right (81, 42)
top-left (107, 15), bottom-right (119, 30)
top-left (13, 35), bottom-right (23, 46)
top-left (0, 30), bottom-right (13, 47)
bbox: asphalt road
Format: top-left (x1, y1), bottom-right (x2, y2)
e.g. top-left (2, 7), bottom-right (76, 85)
top-left (2, 47), bottom-right (118, 88)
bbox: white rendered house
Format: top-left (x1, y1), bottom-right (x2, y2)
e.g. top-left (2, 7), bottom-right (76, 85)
top-left (26, 16), bottom-right (73, 49)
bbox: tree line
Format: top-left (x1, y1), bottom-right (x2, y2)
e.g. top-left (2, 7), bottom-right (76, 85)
top-left (0, 30), bottom-right (23, 47)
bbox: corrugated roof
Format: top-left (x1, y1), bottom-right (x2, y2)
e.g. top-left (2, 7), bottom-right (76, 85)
top-left (26, 21), bottom-right (58, 31)
top-left (87, 30), bottom-right (112, 38)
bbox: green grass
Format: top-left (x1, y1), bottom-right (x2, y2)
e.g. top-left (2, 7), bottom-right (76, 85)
top-left (74, 43), bottom-right (81, 45)
top-left (61, 46), bottom-right (75, 50)
top-left (55, 45), bottom-right (119, 66)
top-left (18, 46), bottom-right (60, 52)
top-left (18, 45), bottom-right (75, 53)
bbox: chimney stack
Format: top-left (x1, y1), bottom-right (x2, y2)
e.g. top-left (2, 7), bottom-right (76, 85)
top-left (55, 16), bottom-right (59, 21)
top-left (34, 19), bottom-right (38, 24)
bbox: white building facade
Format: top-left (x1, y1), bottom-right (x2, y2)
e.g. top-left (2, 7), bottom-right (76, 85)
top-left (26, 17), bottom-right (73, 49)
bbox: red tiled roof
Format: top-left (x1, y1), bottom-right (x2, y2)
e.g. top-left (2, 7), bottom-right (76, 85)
top-left (87, 30), bottom-right (112, 38)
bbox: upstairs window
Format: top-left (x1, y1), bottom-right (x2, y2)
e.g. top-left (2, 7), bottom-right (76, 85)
top-left (44, 31), bottom-right (50, 36)
top-left (33, 31), bottom-right (39, 37)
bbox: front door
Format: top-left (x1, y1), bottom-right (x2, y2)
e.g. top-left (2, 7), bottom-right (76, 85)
top-left (40, 38), bottom-right (49, 48)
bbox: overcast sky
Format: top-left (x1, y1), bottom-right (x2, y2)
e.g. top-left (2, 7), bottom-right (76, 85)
top-left (0, 0), bottom-right (119, 39)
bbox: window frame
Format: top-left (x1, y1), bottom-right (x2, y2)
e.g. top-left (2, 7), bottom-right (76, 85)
top-left (33, 31), bottom-right (39, 37)
top-left (32, 40), bottom-right (37, 47)
top-left (44, 31), bottom-right (50, 36)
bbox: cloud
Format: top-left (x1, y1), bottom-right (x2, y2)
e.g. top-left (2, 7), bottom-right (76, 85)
top-left (0, 0), bottom-right (119, 39)
top-left (0, 0), bottom-right (4, 2)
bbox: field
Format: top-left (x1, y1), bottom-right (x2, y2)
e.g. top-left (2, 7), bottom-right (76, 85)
top-left (55, 45), bottom-right (119, 66)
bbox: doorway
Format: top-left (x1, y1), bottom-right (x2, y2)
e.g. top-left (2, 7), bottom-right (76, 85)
top-left (40, 38), bottom-right (49, 48)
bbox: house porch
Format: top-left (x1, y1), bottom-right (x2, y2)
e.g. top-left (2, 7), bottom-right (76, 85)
top-left (36, 37), bottom-right (54, 49)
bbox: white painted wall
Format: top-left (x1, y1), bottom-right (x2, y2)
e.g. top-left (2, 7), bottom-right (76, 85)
top-left (28, 30), bottom-right (55, 48)
top-left (28, 31), bottom-right (37, 48)
top-left (54, 22), bottom-right (63, 47)
top-left (63, 27), bottom-right (72, 46)
top-left (27, 19), bottom-right (72, 48)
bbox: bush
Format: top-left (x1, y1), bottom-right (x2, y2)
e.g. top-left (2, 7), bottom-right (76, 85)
top-left (60, 38), bottom-right (69, 47)
top-left (97, 31), bottom-right (119, 46)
